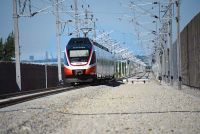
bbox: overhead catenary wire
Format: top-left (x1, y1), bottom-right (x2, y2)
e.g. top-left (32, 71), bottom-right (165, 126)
top-left (21, 0), bottom-right (146, 66)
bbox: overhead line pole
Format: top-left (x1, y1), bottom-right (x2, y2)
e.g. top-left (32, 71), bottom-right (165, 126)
top-left (74, 0), bottom-right (79, 37)
top-left (176, 0), bottom-right (181, 89)
top-left (55, 0), bottom-right (62, 84)
top-left (13, 0), bottom-right (21, 91)
top-left (169, 0), bottom-right (173, 85)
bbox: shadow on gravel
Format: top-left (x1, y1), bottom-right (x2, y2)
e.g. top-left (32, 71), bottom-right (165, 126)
top-left (90, 79), bottom-right (124, 87)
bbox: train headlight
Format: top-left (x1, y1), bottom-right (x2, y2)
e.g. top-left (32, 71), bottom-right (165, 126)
top-left (85, 66), bottom-right (96, 75)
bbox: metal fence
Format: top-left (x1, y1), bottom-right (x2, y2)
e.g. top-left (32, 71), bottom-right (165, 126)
top-left (0, 62), bottom-right (64, 95)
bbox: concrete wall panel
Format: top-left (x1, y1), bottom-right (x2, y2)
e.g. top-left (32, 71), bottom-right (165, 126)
top-left (185, 12), bottom-right (200, 88)
top-left (180, 26), bottom-right (189, 85)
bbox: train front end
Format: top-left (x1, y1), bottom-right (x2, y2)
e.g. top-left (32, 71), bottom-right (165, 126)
top-left (64, 38), bottom-right (96, 84)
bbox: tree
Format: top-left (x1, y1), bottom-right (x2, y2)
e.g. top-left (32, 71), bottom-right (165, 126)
top-left (0, 32), bottom-right (15, 61)
top-left (0, 38), bottom-right (3, 60)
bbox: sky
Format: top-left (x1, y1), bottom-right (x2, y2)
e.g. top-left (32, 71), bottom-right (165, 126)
top-left (0, 0), bottom-right (200, 60)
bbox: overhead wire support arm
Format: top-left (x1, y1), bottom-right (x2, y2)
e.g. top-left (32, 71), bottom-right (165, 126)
top-left (130, 1), bottom-right (159, 19)
top-left (29, 0), bottom-right (66, 17)
top-left (20, 0), bottom-right (28, 14)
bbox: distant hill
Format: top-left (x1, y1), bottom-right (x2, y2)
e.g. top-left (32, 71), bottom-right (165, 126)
top-left (21, 58), bottom-right (64, 65)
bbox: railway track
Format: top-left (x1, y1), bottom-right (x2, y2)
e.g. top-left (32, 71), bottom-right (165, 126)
top-left (124, 71), bottom-right (150, 84)
top-left (0, 84), bottom-right (89, 109)
top-left (130, 71), bottom-right (150, 79)
top-left (0, 71), bottom-right (148, 108)
top-left (0, 79), bottom-right (122, 109)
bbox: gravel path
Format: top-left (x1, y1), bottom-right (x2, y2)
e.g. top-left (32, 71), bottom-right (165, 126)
top-left (0, 77), bottom-right (200, 134)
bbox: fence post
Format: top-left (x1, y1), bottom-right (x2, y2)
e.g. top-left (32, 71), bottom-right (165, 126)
top-left (45, 64), bottom-right (48, 88)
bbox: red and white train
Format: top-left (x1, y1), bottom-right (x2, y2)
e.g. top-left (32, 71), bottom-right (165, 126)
top-left (64, 38), bottom-right (115, 84)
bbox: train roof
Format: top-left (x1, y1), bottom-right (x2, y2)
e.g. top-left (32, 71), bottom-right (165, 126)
top-left (67, 38), bottom-right (91, 45)
top-left (67, 37), bottom-right (110, 52)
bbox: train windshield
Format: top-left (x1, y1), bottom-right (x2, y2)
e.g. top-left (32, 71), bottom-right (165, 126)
top-left (68, 49), bottom-right (90, 64)
top-left (69, 50), bottom-right (89, 57)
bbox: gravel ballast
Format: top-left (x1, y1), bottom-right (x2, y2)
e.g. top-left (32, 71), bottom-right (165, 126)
top-left (0, 77), bottom-right (200, 134)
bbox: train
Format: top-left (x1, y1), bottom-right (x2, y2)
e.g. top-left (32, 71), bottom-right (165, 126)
top-left (63, 37), bottom-right (115, 84)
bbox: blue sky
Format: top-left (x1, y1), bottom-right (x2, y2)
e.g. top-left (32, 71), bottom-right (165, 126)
top-left (0, 0), bottom-right (200, 60)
